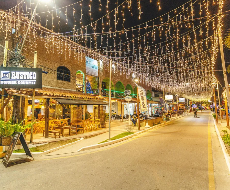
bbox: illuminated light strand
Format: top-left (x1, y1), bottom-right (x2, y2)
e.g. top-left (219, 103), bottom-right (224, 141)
top-left (0, 0), bottom-right (220, 96)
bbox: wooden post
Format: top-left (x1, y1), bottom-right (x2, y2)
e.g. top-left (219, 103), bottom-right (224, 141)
top-left (1, 41), bottom-right (8, 120)
top-left (109, 60), bottom-right (112, 140)
top-left (177, 95), bottom-right (179, 117)
top-left (83, 105), bottom-right (86, 120)
top-left (137, 86), bottom-right (140, 130)
top-left (214, 88), bottom-right (218, 123)
top-left (45, 98), bottom-right (50, 138)
top-left (218, 2), bottom-right (230, 116)
top-left (121, 101), bottom-right (123, 122)
top-left (98, 59), bottom-right (102, 96)
top-left (98, 105), bottom-right (100, 120)
top-left (225, 93), bottom-right (229, 127)
top-left (217, 83), bottom-right (222, 123)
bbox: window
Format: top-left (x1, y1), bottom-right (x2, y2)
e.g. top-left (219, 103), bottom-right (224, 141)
top-left (57, 66), bottom-right (70, 82)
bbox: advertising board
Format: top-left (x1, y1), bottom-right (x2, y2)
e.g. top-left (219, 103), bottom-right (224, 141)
top-left (165, 95), bottom-right (173, 100)
top-left (0, 67), bottom-right (42, 88)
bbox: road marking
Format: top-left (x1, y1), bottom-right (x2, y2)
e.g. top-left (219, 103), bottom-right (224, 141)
top-left (208, 117), bottom-right (215, 190)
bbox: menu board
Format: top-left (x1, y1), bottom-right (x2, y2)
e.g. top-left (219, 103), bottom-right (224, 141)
top-left (2, 133), bottom-right (33, 168)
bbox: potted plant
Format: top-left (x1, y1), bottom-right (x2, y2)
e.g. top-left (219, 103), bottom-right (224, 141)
top-left (13, 122), bottom-right (32, 145)
top-left (0, 120), bottom-right (32, 146)
top-left (0, 120), bottom-right (15, 146)
top-left (212, 113), bottom-right (216, 119)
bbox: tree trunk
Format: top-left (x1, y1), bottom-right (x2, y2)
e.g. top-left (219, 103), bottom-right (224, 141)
top-left (12, 96), bottom-right (21, 124)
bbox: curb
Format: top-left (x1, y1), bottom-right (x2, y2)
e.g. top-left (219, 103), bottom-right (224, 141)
top-left (40, 129), bottom-right (109, 154)
top-left (213, 118), bottom-right (230, 173)
top-left (42, 138), bottom-right (84, 155)
top-left (12, 152), bottom-right (43, 156)
top-left (78, 117), bottom-right (180, 152)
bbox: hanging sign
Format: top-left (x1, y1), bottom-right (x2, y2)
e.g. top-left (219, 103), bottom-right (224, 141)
top-left (165, 95), bottom-right (173, 100)
top-left (0, 67), bottom-right (42, 88)
top-left (125, 96), bottom-right (132, 101)
top-left (179, 98), bottom-right (185, 102)
top-left (138, 86), bottom-right (148, 112)
top-left (124, 90), bottom-right (131, 96)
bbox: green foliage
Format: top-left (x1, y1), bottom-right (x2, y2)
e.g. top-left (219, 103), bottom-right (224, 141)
top-left (212, 113), bottom-right (216, 119)
top-left (115, 81), bottom-right (125, 98)
top-left (0, 120), bottom-right (14, 137)
top-left (125, 84), bottom-right (133, 94)
top-left (132, 86), bottom-right (137, 97)
top-left (115, 81), bottom-right (125, 92)
top-left (105, 113), bottom-right (109, 121)
top-left (99, 132), bottom-right (134, 144)
top-left (85, 111), bottom-right (91, 120)
top-left (91, 77), bottom-right (98, 90)
top-left (227, 65), bottom-right (230, 74)
top-left (102, 78), bottom-right (114, 90)
top-left (146, 90), bottom-right (152, 100)
top-left (13, 138), bottom-right (79, 153)
top-left (222, 130), bottom-right (230, 146)
top-left (13, 147), bottom-right (41, 153)
top-left (0, 120), bottom-right (32, 137)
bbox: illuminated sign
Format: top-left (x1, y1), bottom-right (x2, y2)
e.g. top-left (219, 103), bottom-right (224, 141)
top-left (179, 98), bottom-right (185, 102)
top-left (86, 56), bottom-right (98, 76)
top-left (0, 67), bottom-right (42, 88)
top-left (165, 95), bottom-right (173, 100)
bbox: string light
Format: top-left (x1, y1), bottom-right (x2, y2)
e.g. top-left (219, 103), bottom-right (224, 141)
top-left (1, 0), bottom-right (222, 100)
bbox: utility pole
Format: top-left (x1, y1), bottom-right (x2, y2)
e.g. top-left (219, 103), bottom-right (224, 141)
top-left (218, 0), bottom-right (230, 119)
top-left (30, 51), bottom-right (37, 143)
top-left (1, 40), bottom-right (8, 120)
top-left (217, 83), bottom-right (222, 123)
top-left (225, 93), bottom-right (229, 127)
top-left (137, 85), bottom-right (140, 130)
top-left (213, 87), bottom-right (218, 123)
top-left (109, 60), bottom-right (112, 140)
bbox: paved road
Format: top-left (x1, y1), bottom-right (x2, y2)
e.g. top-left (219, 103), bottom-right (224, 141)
top-left (1, 111), bottom-right (230, 190)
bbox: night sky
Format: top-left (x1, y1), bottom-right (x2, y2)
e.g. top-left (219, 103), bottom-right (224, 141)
top-left (1, 0), bottom-right (230, 95)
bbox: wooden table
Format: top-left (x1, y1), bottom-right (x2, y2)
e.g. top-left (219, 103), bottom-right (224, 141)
top-left (53, 126), bottom-right (71, 137)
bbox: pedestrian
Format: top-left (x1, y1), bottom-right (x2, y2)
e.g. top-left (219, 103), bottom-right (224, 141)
top-left (194, 109), bottom-right (197, 118)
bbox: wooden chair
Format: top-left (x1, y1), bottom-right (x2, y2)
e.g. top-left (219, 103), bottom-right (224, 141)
top-left (43, 123), bottom-right (60, 139)
top-left (70, 122), bottom-right (84, 134)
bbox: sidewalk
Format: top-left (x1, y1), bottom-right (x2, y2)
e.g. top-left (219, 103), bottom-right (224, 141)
top-left (9, 115), bottom-right (183, 160)
top-left (38, 120), bottom-right (146, 159)
top-left (214, 116), bottom-right (230, 141)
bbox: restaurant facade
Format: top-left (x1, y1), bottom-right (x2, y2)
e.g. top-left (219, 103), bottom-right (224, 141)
top-left (0, 10), bottom-right (157, 140)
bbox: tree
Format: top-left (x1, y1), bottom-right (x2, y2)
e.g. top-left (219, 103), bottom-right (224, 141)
top-left (115, 81), bottom-right (125, 98)
top-left (125, 84), bottom-right (134, 95)
top-left (146, 90), bottom-right (152, 100)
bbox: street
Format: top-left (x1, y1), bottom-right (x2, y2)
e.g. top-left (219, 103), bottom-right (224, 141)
top-left (1, 111), bottom-right (230, 190)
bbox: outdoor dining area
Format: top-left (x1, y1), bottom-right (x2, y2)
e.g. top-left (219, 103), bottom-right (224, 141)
top-left (24, 117), bottom-right (104, 139)
top-left (23, 98), bottom-right (107, 140)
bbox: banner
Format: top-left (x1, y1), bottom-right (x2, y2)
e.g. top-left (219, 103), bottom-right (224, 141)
top-left (86, 56), bottom-right (98, 76)
top-left (138, 86), bottom-right (148, 112)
